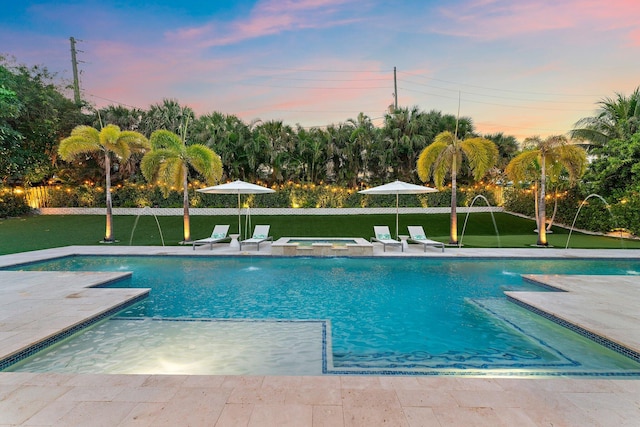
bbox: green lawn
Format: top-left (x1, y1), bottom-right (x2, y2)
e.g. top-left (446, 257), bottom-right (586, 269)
top-left (0, 212), bottom-right (637, 255)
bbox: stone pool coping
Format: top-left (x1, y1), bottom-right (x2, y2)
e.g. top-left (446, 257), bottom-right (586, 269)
top-left (1, 245), bottom-right (640, 425)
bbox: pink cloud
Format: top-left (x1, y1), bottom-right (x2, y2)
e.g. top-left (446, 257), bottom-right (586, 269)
top-left (166, 0), bottom-right (363, 47)
top-left (630, 28), bottom-right (640, 46)
top-left (433, 0), bottom-right (640, 41)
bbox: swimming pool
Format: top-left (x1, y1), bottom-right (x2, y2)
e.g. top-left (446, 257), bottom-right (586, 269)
top-left (5, 256), bottom-right (640, 376)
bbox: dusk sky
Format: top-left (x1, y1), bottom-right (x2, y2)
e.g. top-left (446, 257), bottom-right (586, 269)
top-left (2, 0), bottom-right (639, 140)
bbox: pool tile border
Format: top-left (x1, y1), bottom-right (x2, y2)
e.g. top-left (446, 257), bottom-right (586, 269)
top-left (0, 291), bottom-right (149, 371)
top-left (506, 295), bottom-right (640, 364)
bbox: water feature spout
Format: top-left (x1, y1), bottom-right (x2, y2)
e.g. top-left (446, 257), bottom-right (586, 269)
top-left (565, 194), bottom-right (621, 249)
top-left (458, 195), bottom-right (501, 248)
top-left (130, 206), bottom-right (165, 246)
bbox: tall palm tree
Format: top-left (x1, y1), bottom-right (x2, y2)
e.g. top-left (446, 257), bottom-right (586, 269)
top-left (58, 124), bottom-right (149, 242)
top-left (141, 128), bottom-right (222, 242)
top-left (94, 105), bottom-right (144, 131)
top-left (570, 87), bottom-right (640, 146)
top-left (140, 99), bottom-right (195, 137)
top-left (505, 135), bottom-right (587, 246)
top-left (253, 120), bottom-right (295, 183)
top-left (417, 131), bottom-right (498, 245)
top-left (296, 125), bottom-right (328, 183)
top-left (348, 113), bottom-right (377, 185)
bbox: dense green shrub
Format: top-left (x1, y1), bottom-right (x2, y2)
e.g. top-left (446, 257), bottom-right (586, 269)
top-left (611, 192), bottom-right (640, 236)
top-left (27, 182), bottom-right (505, 210)
top-left (504, 186), bottom-right (632, 234)
top-left (0, 189), bottom-right (31, 217)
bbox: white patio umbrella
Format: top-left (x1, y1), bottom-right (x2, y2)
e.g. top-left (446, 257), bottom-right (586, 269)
top-left (359, 180), bottom-right (438, 239)
top-left (197, 180), bottom-right (275, 239)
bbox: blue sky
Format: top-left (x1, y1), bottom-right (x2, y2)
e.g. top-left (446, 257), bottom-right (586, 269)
top-left (2, 0), bottom-right (639, 140)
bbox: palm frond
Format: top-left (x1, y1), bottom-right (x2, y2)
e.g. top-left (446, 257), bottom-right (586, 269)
top-left (432, 147), bottom-right (453, 187)
top-left (505, 150), bottom-right (540, 183)
top-left (112, 139), bottom-right (132, 161)
top-left (557, 144), bottom-right (588, 182)
top-left (99, 124), bottom-right (122, 152)
top-left (461, 137), bottom-right (498, 181)
top-left (119, 131), bottom-right (150, 152)
top-left (149, 130), bottom-right (183, 152)
top-left (58, 127), bottom-right (102, 161)
top-left (70, 125), bottom-right (100, 141)
top-left (140, 149), bottom-right (173, 182)
top-left (417, 141), bottom-right (446, 183)
top-left (186, 144), bottom-right (223, 183)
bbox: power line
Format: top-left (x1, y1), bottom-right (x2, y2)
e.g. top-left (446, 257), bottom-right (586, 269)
top-left (399, 86), bottom-right (595, 112)
top-left (398, 70), bottom-right (604, 98)
top-left (252, 66), bottom-right (391, 73)
top-left (241, 82), bottom-right (390, 90)
top-left (250, 76), bottom-right (390, 82)
top-left (399, 78), bottom-right (594, 105)
top-left (86, 93), bottom-right (143, 110)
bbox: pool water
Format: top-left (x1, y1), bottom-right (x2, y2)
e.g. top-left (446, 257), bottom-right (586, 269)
top-left (5, 256), bottom-right (640, 376)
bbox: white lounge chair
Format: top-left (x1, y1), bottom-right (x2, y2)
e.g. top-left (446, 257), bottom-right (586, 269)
top-left (239, 225), bottom-right (273, 251)
top-left (192, 224), bottom-right (230, 250)
top-left (371, 225), bottom-right (403, 252)
top-left (407, 225), bottom-right (445, 252)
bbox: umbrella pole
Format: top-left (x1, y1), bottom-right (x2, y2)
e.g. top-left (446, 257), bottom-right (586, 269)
top-left (396, 193), bottom-right (399, 240)
top-left (237, 193), bottom-right (241, 239)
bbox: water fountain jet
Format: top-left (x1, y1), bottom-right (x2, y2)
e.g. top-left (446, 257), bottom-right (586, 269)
top-left (565, 194), bottom-right (622, 249)
top-left (458, 195), bottom-right (501, 248)
top-left (130, 206), bottom-right (165, 246)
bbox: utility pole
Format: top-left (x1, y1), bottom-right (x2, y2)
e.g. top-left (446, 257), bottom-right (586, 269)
top-left (70, 37), bottom-right (81, 105)
top-left (393, 66), bottom-right (398, 110)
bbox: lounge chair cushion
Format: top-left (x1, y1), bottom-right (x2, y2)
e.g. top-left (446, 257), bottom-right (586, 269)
top-left (254, 234), bottom-right (267, 239)
top-left (413, 234), bottom-right (426, 240)
top-left (377, 233), bottom-right (391, 240)
top-left (212, 233), bottom-right (226, 239)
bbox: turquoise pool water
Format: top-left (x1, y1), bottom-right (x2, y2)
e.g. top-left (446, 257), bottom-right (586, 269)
top-left (5, 256), bottom-right (640, 376)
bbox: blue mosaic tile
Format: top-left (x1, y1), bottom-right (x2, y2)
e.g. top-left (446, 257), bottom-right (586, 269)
top-left (507, 295), bottom-right (640, 364)
top-left (0, 292), bottom-right (149, 371)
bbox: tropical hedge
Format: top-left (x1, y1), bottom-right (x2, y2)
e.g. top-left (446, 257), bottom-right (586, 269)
top-left (26, 181), bottom-right (499, 210)
top-left (503, 186), bottom-right (637, 235)
top-left (0, 187), bottom-right (31, 218)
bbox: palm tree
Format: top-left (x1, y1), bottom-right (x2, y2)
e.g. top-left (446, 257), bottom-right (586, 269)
top-left (382, 106), bottom-right (427, 181)
top-left (417, 131), bottom-right (498, 245)
top-left (505, 135), bottom-right (587, 246)
top-left (570, 87), bottom-right (640, 146)
top-left (94, 105), bottom-right (144, 131)
top-left (348, 113), bottom-right (377, 185)
top-left (296, 125), bottom-right (328, 183)
top-left (140, 99), bottom-right (195, 137)
top-left (141, 128), bottom-right (222, 242)
top-left (58, 124), bottom-right (149, 242)
top-left (253, 120), bottom-right (295, 183)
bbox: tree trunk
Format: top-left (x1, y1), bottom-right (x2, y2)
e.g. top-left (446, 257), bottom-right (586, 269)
top-left (182, 166), bottom-right (191, 242)
top-left (104, 151), bottom-right (114, 242)
top-left (449, 157), bottom-right (458, 245)
top-left (537, 156), bottom-right (548, 246)
top-left (533, 182), bottom-right (539, 231)
top-left (547, 188), bottom-right (559, 231)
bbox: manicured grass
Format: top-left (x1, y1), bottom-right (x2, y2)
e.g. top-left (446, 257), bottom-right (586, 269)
top-left (0, 212), bottom-right (637, 255)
